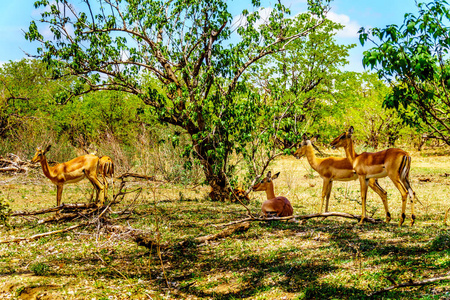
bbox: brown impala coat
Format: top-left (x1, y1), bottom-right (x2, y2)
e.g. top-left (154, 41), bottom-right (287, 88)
top-left (31, 145), bottom-right (105, 210)
top-left (294, 135), bottom-right (387, 215)
top-left (252, 171), bottom-right (293, 217)
top-left (330, 126), bottom-right (416, 226)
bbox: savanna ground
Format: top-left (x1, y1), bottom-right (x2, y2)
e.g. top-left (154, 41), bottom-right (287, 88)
top-left (1, 145), bottom-right (450, 299)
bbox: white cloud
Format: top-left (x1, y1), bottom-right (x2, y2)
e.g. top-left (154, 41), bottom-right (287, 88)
top-left (327, 11), bottom-right (361, 38)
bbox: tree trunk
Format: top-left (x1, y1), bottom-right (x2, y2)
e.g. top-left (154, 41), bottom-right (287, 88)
top-left (206, 169), bottom-right (232, 201)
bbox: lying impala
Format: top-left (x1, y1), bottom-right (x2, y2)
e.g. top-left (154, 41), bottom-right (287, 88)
top-left (31, 145), bottom-right (105, 210)
top-left (252, 171), bottom-right (293, 217)
top-left (294, 135), bottom-right (388, 216)
top-left (330, 126), bottom-right (417, 226)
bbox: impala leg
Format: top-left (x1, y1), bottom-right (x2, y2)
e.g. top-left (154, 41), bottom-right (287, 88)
top-left (368, 179), bottom-right (390, 223)
top-left (86, 172), bottom-right (105, 207)
top-left (102, 174), bottom-right (108, 200)
top-left (320, 179), bottom-right (329, 213)
top-left (56, 185), bottom-right (63, 215)
top-left (445, 207), bottom-right (450, 226)
top-left (325, 180), bottom-right (333, 213)
top-left (404, 177), bottom-right (416, 226)
top-left (358, 176), bottom-right (369, 225)
top-left (390, 179), bottom-right (408, 227)
top-left (89, 188), bottom-right (95, 202)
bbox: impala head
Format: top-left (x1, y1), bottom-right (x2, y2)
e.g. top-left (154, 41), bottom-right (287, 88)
top-left (31, 145), bottom-right (52, 163)
top-left (293, 135), bottom-right (317, 159)
top-left (330, 126), bottom-right (354, 149)
top-left (252, 171), bottom-right (280, 191)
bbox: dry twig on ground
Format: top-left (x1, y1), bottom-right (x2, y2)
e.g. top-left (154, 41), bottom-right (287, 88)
top-left (214, 211), bottom-right (383, 227)
top-left (370, 275), bottom-right (450, 296)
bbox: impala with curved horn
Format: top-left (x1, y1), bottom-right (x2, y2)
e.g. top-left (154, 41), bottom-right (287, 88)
top-left (294, 135), bottom-right (388, 216)
top-left (31, 145), bottom-right (105, 210)
top-left (330, 126), bottom-right (417, 226)
top-left (252, 171), bottom-right (293, 217)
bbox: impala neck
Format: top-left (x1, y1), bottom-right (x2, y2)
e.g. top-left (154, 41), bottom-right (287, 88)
top-left (344, 139), bottom-right (357, 164)
top-left (304, 144), bottom-right (321, 171)
top-left (265, 183), bottom-right (276, 200)
top-left (39, 155), bottom-right (55, 180)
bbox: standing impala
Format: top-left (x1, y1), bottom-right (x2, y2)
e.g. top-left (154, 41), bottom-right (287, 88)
top-left (31, 145), bottom-right (105, 210)
top-left (330, 126), bottom-right (417, 226)
top-left (294, 135), bottom-right (388, 216)
top-left (88, 154), bottom-right (115, 201)
top-left (97, 155), bottom-right (114, 198)
top-left (252, 171), bottom-right (293, 217)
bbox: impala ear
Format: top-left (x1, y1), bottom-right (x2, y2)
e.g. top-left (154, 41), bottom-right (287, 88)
top-left (266, 171), bottom-right (272, 179)
top-left (302, 134), bottom-right (308, 141)
top-left (348, 126), bottom-right (354, 137)
top-left (44, 145), bottom-right (52, 154)
top-left (310, 136), bottom-right (317, 144)
top-left (272, 172), bottom-right (280, 180)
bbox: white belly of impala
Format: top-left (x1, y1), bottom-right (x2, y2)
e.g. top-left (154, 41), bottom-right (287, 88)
top-left (366, 169), bottom-right (388, 179)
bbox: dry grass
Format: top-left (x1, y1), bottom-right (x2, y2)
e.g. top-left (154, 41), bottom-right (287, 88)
top-left (1, 146), bottom-right (450, 299)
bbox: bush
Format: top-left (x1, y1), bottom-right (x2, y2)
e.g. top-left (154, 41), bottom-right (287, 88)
top-left (30, 262), bottom-right (50, 276)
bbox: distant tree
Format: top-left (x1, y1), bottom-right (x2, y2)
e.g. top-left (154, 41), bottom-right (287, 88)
top-left (0, 59), bottom-right (73, 139)
top-left (331, 72), bottom-right (410, 149)
top-left (359, 0), bottom-right (450, 145)
top-left (25, 0), bottom-right (330, 199)
top-left (245, 17), bottom-right (354, 176)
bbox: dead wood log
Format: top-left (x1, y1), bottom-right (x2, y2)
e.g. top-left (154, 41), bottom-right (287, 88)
top-left (108, 222), bottom-right (251, 250)
top-left (38, 213), bottom-right (84, 224)
top-left (0, 203), bottom-right (112, 244)
top-left (0, 154), bottom-right (38, 173)
top-left (214, 212), bottom-right (383, 227)
top-left (370, 275), bottom-right (450, 296)
top-left (117, 173), bottom-right (158, 181)
top-left (0, 223), bottom-right (83, 244)
top-left (11, 203), bottom-right (98, 216)
top-left (194, 222), bottom-right (250, 243)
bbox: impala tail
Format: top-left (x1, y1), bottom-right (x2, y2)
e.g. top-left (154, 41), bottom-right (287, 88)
top-left (399, 155), bottom-right (415, 200)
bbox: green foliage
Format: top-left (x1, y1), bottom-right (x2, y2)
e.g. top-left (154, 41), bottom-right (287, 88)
top-left (243, 17), bottom-right (355, 180)
top-left (52, 91), bottom-right (146, 146)
top-left (360, 0), bottom-right (450, 144)
top-left (0, 197), bottom-right (11, 228)
top-left (30, 262), bottom-right (50, 276)
top-left (329, 72), bottom-right (413, 148)
top-left (429, 231), bottom-right (450, 251)
top-left (0, 59), bottom-right (72, 139)
top-left (24, 0), bottom-right (331, 197)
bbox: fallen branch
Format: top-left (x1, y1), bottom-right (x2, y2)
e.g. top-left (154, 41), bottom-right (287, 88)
top-left (38, 212), bottom-right (88, 224)
top-left (214, 212), bottom-right (383, 227)
top-left (370, 275), bottom-right (450, 296)
top-left (11, 203), bottom-right (98, 216)
top-left (0, 202), bottom-right (112, 244)
top-left (117, 172), bottom-right (163, 182)
top-left (108, 222), bottom-right (251, 249)
top-left (194, 222), bottom-right (250, 243)
top-left (0, 223), bottom-right (83, 244)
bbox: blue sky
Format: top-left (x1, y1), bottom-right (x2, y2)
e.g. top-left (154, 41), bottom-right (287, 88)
top-left (0, 0), bottom-right (419, 72)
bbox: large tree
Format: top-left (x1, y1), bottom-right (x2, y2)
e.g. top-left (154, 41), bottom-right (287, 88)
top-left (359, 0), bottom-right (450, 144)
top-left (244, 17), bottom-right (353, 177)
top-left (25, 0), bottom-right (330, 199)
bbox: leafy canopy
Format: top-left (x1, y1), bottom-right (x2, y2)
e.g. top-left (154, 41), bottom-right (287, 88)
top-left (25, 0), bottom-right (331, 196)
top-left (359, 0), bottom-right (450, 143)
